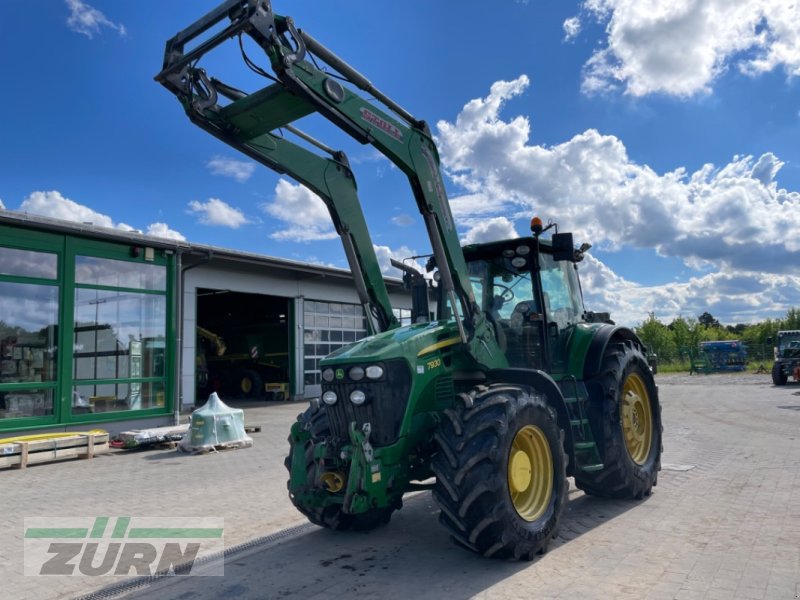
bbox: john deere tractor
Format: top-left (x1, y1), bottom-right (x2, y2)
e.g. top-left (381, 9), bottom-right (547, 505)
top-left (157, 0), bottom-right (662, 560)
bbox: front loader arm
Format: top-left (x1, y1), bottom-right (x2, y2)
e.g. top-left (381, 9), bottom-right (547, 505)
top-left (156, 4), bottom-right (397, 334)
top-left (156, 0), bottom-right (500, 365)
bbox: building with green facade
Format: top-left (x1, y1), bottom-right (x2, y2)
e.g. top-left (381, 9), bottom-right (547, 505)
top-left (0, 211), bottom-right (409, 436)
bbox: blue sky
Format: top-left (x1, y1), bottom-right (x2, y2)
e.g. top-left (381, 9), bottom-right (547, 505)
top-left (1, 0), bottom-right (800, 326)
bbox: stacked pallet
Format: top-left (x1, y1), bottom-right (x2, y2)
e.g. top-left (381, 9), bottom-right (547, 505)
top-left (112, 423), bottom-right (190, 449)
top-left (0, 431), bottom-right (109, 470)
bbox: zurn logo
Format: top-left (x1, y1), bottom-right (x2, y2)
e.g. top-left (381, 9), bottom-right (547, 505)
top-left (24, 517), bottom-right (224, 576)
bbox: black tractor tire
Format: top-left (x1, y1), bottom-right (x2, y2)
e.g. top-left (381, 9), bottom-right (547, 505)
top-left (432, 387), bottom-right (568, 560)
top-left (576, 341), bottom-right (662, 499)
top-left (284, 406), bottom-right (398, 531)
top-left (239, 370), bottom-right (263, 398)
top-left (772, 362), bottom-right (788, 386)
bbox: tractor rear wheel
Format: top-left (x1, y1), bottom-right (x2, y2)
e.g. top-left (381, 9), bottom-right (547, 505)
top-left (284, 406), bottom-right (398, 531)
top-left (576, 342), bottom-right (662, 499)
top-left (772, 362), bottom-right (787, 386)
top-left (432, 387), bottom-right (567, 560)
top-left (240, 370), bottom-right (263, 398)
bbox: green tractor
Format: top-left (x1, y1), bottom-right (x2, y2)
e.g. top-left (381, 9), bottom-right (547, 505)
top-left (157, 0), bottom-right (662, 560)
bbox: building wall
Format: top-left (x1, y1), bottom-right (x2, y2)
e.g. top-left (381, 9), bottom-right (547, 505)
top-left (182, 262), bottom-right (411, 406)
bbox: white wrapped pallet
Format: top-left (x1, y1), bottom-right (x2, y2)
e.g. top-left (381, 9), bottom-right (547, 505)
top-left (178, 392), bottom-right (252, 453)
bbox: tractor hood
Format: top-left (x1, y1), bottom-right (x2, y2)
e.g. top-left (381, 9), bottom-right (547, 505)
top-left (322, 320), bottom-right (461, 365)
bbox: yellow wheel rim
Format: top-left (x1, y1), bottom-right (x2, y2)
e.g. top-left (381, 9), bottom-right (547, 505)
top-left (507, 425), bottom-right (553, 522)
top-left (621, 373), bottom-right (653, 465)
top-left (241, 377), bottom-right (253, 394)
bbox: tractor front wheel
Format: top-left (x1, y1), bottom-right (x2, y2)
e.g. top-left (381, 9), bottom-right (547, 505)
top-left (284, 406), bottom-right (398, 531)
top-left (577, 342), bottom-right (662, 499)
top-left (432, 387), bottom-right (567, 560)
top-left (772, 362), bottom-right (788, 386)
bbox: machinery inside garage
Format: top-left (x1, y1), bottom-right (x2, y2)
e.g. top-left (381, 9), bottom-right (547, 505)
top-left (195, 288), bottom-right (290, 402)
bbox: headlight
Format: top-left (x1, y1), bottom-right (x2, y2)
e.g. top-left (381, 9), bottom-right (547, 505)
top-left (348, 366), bottom-right (365, 381)
top-left (322, 391), bottom-right (338, 405)
top-left (365, 365), bottom-right (384, 380)
top-left (350, 390), bottom-right (366, 406)
top-left (321, 368), bottom-right (335, 382)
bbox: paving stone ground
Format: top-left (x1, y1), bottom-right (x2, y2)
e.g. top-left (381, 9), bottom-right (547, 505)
top-left (2, 372), bottom-right (799, 600)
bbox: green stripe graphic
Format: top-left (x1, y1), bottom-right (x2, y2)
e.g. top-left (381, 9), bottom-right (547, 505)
top-left (112, 517), bottom-right (130, 538)
top-left (25, 518), bottom-right (223, 539)
top-left (127, 528), bottom-right (224, 539)
top-left (90, 517), bottom-right (109, 538)
top-left (24, 528), bottom-right (88, 539)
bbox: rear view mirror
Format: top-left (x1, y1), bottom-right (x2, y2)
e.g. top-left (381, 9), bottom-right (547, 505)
top-left (552, 232), bottom-right (574, 262)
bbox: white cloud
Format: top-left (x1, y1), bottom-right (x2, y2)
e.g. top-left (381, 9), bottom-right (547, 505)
top-left (436, 76), bottom-right (800, 323)
top-left (461, 217), bottom-right (519, 245)
top-left (580, 254), bottom-right (800, 326)
top-left (206, 156), bottom-right (256, 183)
top-left (16, 190), bottom-right (185, 241)
top-left (65, 0), bottom-right (126, 39)
top-left (391, 213), bottom-right (415, 227)
top-left (563, 16), bottom-right (582, 42)
top-left (188, 198), bottom-right (247, 228)
top-left (438, 76), bottom-right (800, 272)
top-left (572, 0), bottom-right (800, 97)
top-left (145, 222), bottom-right (186, 241)
top-left (20, 190), bottom-right (115, 227)
top-left (262, 179), bottom-right (337, 241)
top-left (372, 244), bottom-right (423, 277)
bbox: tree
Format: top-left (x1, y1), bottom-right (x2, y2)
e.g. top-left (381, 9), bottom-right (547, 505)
top-left (698, 311), bottom-right (720, 328)
top-left (636, 313), bottom-right (677, 362)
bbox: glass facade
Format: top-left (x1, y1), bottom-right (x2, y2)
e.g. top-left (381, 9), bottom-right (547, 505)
top-left (0, 226), bottom-right (174, 431)
top-left (72, 278), bottom-right (168, 413)
top-left (303, 300), bottom-right (367, 386)
top-left (0, 279), bottom-right (59, 419)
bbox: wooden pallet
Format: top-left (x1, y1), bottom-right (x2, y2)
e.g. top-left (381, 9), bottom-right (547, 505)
top-left (114, 424), bottom-right (190, 449)
top-left (0, 432), bottom-right (109, 470)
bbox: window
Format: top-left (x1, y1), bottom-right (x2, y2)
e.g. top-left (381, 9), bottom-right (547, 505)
top-left (0, 282), bottom-right (59, 419)
top-left (71, 256), bottom-right (168, 414)
top-left (303, 301), bottom-right (367, 387)
top-left (539, 253), bottom-right (584, 331)
top-left (0, 247), bottom-right (57, 279)
top-left (75, 256), bottom-right (166, 290)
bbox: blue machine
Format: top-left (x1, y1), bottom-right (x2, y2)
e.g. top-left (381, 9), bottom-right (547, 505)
top-left (698, 340), bottom-right (748, 372)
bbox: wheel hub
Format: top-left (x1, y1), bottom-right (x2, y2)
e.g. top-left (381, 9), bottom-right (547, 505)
top-left (507, 425), bottom-right (553, 522)
top-left (509, 450), bottom-right (532, 493)
top-left (621, 373), bottom-right (653, 465)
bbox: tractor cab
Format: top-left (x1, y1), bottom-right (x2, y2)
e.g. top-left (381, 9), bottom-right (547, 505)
top-left (461, 229), bottom-right (586, 374)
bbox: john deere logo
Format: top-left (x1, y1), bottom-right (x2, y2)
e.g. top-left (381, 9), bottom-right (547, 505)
top-left (335, 369), bottom-right (345, 380)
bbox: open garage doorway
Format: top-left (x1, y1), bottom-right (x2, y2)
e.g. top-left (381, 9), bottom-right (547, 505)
top-left (196, 289), bottom-right (291, 403)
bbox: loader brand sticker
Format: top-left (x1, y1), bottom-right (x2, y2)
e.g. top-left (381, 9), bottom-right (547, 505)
top-left (24, 517), bottom-right (224, 577)
top-left (335, 368), bottom-right (345, 380)
top-left (360, 108), bottom-right (403, 141)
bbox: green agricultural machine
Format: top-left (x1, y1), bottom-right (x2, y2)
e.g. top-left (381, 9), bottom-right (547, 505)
top-left (157, 0), bottom-right (662, 560)
top-left (772, 330), bottom-right (800, 385)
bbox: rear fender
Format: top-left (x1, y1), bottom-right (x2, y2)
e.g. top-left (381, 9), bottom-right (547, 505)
top-left (582, 325), bottom-right (645, 380)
